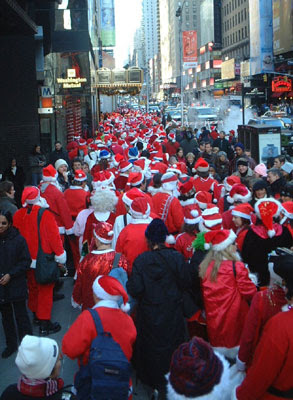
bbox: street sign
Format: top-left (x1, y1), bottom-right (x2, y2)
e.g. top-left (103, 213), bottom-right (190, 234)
top-left (40, 86), bottom-right (53, 97)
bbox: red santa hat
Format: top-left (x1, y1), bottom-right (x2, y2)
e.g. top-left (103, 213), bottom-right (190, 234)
top-left (200, 204), bottom-right (223, 232)
top-left (74, 169), bottom-right (87, 182)
top-left (224, 176), bottom-right (241, 192)
top-left (194, 191), bottom-right (213, 210)
top-left (126, 172), bottom-right (145, 188)
top-left (179, 179), bottom-right (194, 195)
top-left (42, 165), bottom-right (58, 182)
top-left (254, 198), bottom-right (282, 238)
top-left (93, 221), bottom-right (114, 244)
top-left (280, 201), bottom-right (293, 225)
top-left (113, 153), bottom-right (124, 167)
top-left (184, 206), bottom-right (202, 225)
top-left (21, 186), bottom-right (40, 208)
top-left (231, 203), bottom-right (254, 220)
top-left (130, 197), bottom-right (150, 219)
top-left (122, 187), bottom-right (145, 207)
top-left (153, 149), bottom-right (164, 161)
top-left (79, 138), bottom-right (87, 146)
top-left (92, 171), bottom-right (114, 189)
top-left (168, 132), bottom-right (176, 142)
top-left (92, 275), bottom-right (130, 312)
top-left (119, 160), bottom-right (133, 173)
top-left (179, 162), bottom-right (188, 176)
top-left (227, 184), bottom-right (251, 204)
top-left (167, 163), bottom-right (182, 176)
top-left (161, 172), bottom-right (178, 192)
top-left (133, 158), bottom-right (147, 172)
top-left (229, 129), bottom-right (235, 135)
top-left (204, 229), bottom-right (237, 251)
top-left (194, 157), bottom-right (209, 173)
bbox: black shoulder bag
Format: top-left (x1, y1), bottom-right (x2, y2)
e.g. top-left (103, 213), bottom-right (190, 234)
top-left (35, 208), bottom-right (60, 284)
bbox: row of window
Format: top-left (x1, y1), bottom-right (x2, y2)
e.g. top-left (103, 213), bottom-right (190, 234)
top-left (223, 0), bottom-right (247, 16)
top-left (223, 27), bottom-right (248, 47)
top-left (224, 8), bottom-right (247, 31)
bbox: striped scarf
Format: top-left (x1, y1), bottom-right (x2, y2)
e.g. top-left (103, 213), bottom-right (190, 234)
top-left (17, 375), bottom-right (64, 397)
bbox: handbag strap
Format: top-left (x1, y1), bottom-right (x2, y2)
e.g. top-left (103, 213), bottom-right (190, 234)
top-left (88, 308), bottom-right (104, 335)
top-left (37, 208), bottom-right (47, 256)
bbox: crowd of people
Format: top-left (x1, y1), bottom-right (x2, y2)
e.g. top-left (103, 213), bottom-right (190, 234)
top-left (1, 108), bottom-right (293, 399)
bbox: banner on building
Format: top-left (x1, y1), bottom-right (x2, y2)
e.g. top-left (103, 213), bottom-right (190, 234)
top-left (183, 30), bottom-right (197, 69)
top-left (249, 0), bottom-right (274, 75)
top-left (100, 0), bottom-right (116, 47)
top-left (273, 0), bottom-right (293, 55)
top-left (221, 59), bottom-right (236, 80)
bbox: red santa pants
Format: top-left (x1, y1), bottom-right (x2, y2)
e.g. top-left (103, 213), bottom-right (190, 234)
top-left (69, 237), bottom-right (80, 269)
top-left (27, 269), bottom-right (54, 320)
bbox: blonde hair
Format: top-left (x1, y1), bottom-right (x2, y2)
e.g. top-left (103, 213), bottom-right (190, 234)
top-left (199, 244), bottom-right (239, 282)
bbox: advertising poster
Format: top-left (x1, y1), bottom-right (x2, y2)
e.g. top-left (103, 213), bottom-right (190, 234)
top-left (259, 133), bottom-right (281, 163)
top-left (100, 0), bottom-right (116, 47)
top-left (183, 30), bottom-right (198, 68)
top-left (273, 0), bottom-right (293, 55)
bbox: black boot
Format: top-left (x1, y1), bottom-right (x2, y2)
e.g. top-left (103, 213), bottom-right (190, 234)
top-left (39, 320), bottom-right (61, 336)
top-left (33, 312), bottom-right (41, 325)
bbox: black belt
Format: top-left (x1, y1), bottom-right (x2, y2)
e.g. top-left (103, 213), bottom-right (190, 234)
top-left (268, 386), bottom-right (293, 398)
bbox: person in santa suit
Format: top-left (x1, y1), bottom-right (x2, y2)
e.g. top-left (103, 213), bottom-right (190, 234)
top-left (164, 132), bottom-right (180, 156)
top-left (13, 187), bottom-right (66, 336)
top-left (194, 191), bottom-right (213, 212)
top-left (175, 206), bottom-right (201, 262)
top-left (72, 222), bottom-right (129, 310)
top-left (242, 198), bottom-right (293, 287)
top-left (222, 184), bottom-right (252, 232)
top-left (231, 203), bottom-right (254, 252)
top-left (178, 179), bottom-right (197, 209)
top-left (39, 165), bottom-right (74, 239)
top-left (236, 255), bottom-right (289, 373)
top-left (166, 337), bottom-right (243, 400)
top-left (152, 172), bottom-right (184, 235)
top-left (114, 160), bottom-right (133, 192)
top-left (112, 188), bottom-right (146, 249)
top-left (192, 158), bottom-right (218, 194)
top-left (280, 201), bottom-right (293, 238)
top-left (62, 275), bottom-right (137, 400)
top-left (218, 175), bottom-right (241, 214)
top-left (64, 169), bottom-right (89, 220)
top-left (82, 188), bottom-right (117, 255)
top-left (199, 229), bottom-right (257, 359)
top-left (116, 197), bottom-right (152, 272)
top-left (233, 255), bottom-right (293, 400)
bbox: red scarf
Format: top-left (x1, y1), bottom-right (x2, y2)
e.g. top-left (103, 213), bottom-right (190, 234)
top-left (17, 375), bottom-right (64, 397)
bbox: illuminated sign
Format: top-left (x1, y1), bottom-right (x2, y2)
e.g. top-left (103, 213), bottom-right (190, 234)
top-left (57, 77), bottom-right (87, 88)
top-left (272, 76), bottom-right (292, 92)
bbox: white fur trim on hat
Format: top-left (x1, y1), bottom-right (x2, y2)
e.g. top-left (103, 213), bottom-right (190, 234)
top-left (184, 216), bottom-right (202, 225)
top-left (227, 192), bottom-right (251, 204)
top-left (93, 229), bottom-right (114, 244)
top-left (130, 203), bottom-right (151, 219)
top-left (202, 207), bottom-right (219, 216)
top-left (203, 218), bottom-right (223, 228)
top-left (212, 230), bottom-right (237, 251)
top-left (231, 210), bottom-right (251, 220)
top-left (92, 276), bottom-right (120, 302)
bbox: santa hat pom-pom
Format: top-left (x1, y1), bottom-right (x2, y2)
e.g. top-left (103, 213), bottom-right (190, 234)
top-left (166, 235), bottom-right (176, 244)
top-left (213, 198), bottom-right (218, 204)
top-left (227, 196), bottom-right (234, 204)
top-left (190, 210), bottom-right (199, 218)
top-left (120, 303), bottom-right (131, 313)
top-left (108, 230), bottom-right (114, 236)
top-left (268, 229), bottom-right (276, 238)
top-left (204, 243), bottom-right (211, 250)
top-left (248, 273), bottom-right (258, 286)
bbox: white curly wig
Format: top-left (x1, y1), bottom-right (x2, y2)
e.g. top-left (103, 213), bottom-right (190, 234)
top-left (90, 188), bottom-right (118, 212)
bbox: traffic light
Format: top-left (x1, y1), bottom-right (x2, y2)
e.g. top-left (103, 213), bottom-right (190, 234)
top-left (263, 74), bottom-right (268, 83)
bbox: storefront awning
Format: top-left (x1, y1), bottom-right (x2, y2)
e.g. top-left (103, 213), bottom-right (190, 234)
top-left (271, 92), bottom-right (284, 98)
top-left (287, 91), bottom-right (293, 98)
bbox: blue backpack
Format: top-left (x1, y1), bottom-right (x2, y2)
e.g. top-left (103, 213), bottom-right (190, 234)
top-left (74, 309), bottom-right (131, 400)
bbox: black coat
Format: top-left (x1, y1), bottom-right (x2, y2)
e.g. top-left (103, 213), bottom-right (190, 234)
top-left (2, 166), bottom-right (25, 193)
top-left (0, 227), bottom-right (31, 304)
top-left (241, 224), bottom-right (292, 286)
top-left (126, 247), bottom-right (193, 388)
top-left (49, 148), bottom-right (70, 167)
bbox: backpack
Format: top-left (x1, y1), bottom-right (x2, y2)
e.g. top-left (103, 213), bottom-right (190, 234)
top-left (74, 308), bottom-right (131, 400)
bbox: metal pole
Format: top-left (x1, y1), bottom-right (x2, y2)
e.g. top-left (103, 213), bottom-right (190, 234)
top-left (242, 83), bottom-right (245, 125)
top-left (146, 65), bottom-right (149, 113)
top-left (179, 12), bottom-right (184, 125)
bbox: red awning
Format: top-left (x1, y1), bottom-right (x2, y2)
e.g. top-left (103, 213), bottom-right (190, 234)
top-left (271, 92), bottom-right (283, 98)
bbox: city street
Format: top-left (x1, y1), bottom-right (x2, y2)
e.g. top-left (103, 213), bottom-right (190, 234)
top-left (0, 278), bottom-right (149, 399)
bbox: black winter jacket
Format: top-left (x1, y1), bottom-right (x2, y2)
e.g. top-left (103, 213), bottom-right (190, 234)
top-left (0, 227), bottom-right (31, 304)
top-left (127, 247), bottom-right (193, 388)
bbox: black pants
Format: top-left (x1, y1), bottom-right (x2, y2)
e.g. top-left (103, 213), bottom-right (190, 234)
top-left (0, 300), bottom-right (32, 349)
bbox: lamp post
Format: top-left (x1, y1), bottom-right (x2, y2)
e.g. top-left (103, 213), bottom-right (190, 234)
top-left (176, 1), bottom-right (186, 126)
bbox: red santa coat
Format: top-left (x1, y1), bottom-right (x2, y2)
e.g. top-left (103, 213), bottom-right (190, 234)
top-left (115, 219), bottom-right (151, 271)
top-left (40, 183), bottom-right (74, 235)
top-left (13, 205), bottom-right (66, 266)
top-left (164, 141), bottom-right (179, 156)
top-left (83, 211), bottom-right (116, 252)
top-left (222, 208), bottom-right (237, 233)
top-left (175, 232), bottom-right (196, 261)
top-left (238, 285), bottom-right (287, 369)
top-left (64, 186), bottom-right (89, 219)
top-left (235, 308), bottom-right (293, 400)
top-left (236, 226), bottom-right (249, 252)
top-left (152, 192), bottom-right (184, 234)
top-left (201, 260), bottom-right (256, 358)
top-left (116, 190), bottom-right (154, 216)
top-left (73, 249), bottom-right (129, 310)
top-left (193, 176), bottom-right (217, 193)
top-left (62, 306), bottom-right (137, 366)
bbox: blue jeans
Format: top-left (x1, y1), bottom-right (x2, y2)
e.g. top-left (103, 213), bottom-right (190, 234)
top-left (31, 173), bottom-right (42, 186)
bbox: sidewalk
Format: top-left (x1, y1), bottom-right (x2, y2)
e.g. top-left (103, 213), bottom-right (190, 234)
top-left (0, 278), bottom-right (150, 399)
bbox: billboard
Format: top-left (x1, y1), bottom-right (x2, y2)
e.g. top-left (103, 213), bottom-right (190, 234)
top-left (100, 0), bottom-right (116, 47)
top-left (221, 59), bottom-right (235, 80)
top-left (249, 0), bottom-right (274, 75)
top-left (273, 0), bottom-right (293, 55)
top-left (183, 30), bottom-right (198, 68)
